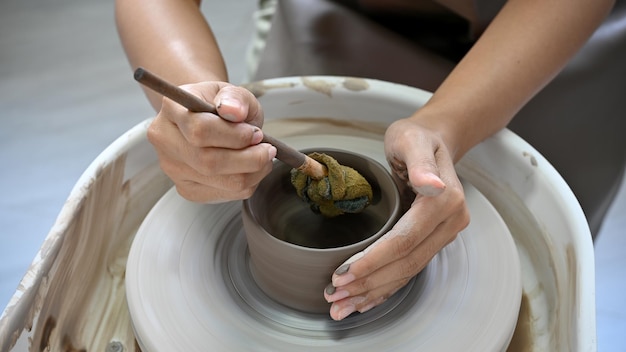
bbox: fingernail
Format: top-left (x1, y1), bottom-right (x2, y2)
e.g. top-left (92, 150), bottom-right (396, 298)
top-left (332, 273), bottom-right (355, 287)
top-left (268, 145), bottom-right (277, 160)
top-left (216, 97), bottom-right (238, 121)
top-left (335, 252), bottom-right (363, 276)
top-left (324, 283), bottom-right (336, 295)
top-left (251, 127), bottom-right (263, 145)
top-left (414, 172), bottom-right (446, 196)
top-left (216, 97), bottom-right (233, 109)
top-left (334, 263), bottom-right (350, 275)
top-left (326, 289), bottom-right (350, 302)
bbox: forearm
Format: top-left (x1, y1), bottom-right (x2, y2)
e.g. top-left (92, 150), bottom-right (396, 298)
top-left (115, 0), bottom-right (228, 110)
top-left (415, 0), bottom-right (614, 161)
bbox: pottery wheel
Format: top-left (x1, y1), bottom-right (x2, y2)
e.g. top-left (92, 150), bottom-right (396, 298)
top-left (126, 135), bottom-right (522, 351)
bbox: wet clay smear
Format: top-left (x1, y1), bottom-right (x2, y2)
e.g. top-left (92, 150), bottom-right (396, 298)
top-left (507, 293), bottom-right (533, 351)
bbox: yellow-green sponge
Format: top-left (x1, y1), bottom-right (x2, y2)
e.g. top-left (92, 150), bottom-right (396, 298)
top-left (290, 152), bottom-right (373, 217)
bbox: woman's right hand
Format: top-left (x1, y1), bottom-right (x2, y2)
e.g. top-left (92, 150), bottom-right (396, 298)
top-left (147, 81), bottom-right (277, 203)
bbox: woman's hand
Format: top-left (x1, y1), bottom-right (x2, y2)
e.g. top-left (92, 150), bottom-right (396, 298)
top-left (147, 81), bottom-right (277, 203)
top-left (323, 117), bottom-right (470, 320)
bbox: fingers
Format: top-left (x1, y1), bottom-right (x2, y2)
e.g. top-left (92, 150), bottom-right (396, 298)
top-left (327, 280), bottom-right (407, 320)
top-left (214, 85), bottom-right (264, 126)
top-left (156, 146), bottom-right (275, 202)
top-left (149, 117), bottom-right (274, 175)
top-left (385, 119), bottom-right (447, 197)
top-left (324, 195), bottom-right (469, 320)
top-left (388, 156), bottom-right (446, 197)
top-left (322, 118), bottom-right (471, 321)
top-left (148, 81), bottom-right (273, 203)
top-left (181, 82), bottom-right (264, 126)
top-left (174, 179), bottom-right (261, 204)
top-left (158, 88), bottom-right (263, 150)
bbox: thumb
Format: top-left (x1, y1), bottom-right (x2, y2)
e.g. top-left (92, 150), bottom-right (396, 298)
top-left (214, 86), bottom-right (263, 126)
top-left (407, 163), bottom-right (446, 197)
top-left (385, 119), bottom-right (449, 197)
top-left (388, 150), bottom-right (446, 198)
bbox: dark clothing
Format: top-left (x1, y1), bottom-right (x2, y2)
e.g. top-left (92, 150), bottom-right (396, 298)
top-left (254, 0), bottom-right (626, 236)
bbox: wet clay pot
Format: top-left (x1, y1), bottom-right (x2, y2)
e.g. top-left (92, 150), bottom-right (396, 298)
top-left (242, 148), bottom-right (401, 313)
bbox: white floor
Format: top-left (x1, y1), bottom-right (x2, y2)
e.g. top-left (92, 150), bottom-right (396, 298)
top-left (0, 0), bottom-right (624, 351)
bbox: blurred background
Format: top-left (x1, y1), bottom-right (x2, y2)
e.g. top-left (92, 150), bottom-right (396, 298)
top-left (0, 0), bottom-right (624, 350)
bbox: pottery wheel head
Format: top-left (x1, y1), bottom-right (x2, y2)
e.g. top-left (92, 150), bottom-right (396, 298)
top-left (242, 148), bottom-right (401, 313)
top-left (126, 135), bottom-right (522, 352)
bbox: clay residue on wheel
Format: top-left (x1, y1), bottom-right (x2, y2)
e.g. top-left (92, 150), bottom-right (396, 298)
top-left (506, 293), bottom-right (533, 352)
top-left (522, 151), bottom-right (538, 167)
top-left (563, 244), bottom-right (578, 352)
top-left (301, 77), bottom-right (335, 97)
top-left (456, 159), bottom-right (569, 351)
top-left (342, 78), bottom-right (369, 92)
top-left (242, 81), bottom-right (297, 98)
top-left (264, 117), bottom-right (387, 141)
top-left (6, 153), bottom-right (172, 352)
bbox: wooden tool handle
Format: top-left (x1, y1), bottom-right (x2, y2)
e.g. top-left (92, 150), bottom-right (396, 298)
top-left (133, 68), bottom-right (327, 179)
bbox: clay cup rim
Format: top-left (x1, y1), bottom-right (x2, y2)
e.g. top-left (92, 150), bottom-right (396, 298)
top-left (242, 147), bottom-right (401, 253)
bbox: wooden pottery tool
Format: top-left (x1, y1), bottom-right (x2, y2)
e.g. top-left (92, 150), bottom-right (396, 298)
top-left (133, 67), bottom-right (328, 180)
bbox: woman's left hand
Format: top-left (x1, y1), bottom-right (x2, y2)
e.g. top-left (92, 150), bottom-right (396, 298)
top-left (323, 117), bottom-right (470, 320)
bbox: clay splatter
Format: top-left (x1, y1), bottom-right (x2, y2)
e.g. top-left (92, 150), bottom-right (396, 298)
top-left (242, 81), bottom-right (296, 98)
top-left (522, 151), bottom-right (538, 167)
top-left (301, 77), bottom-right (335, 97)
top-left (342, 78), bottom-right (369, 91)
top-left (506, 293), bottom-right (534, 352)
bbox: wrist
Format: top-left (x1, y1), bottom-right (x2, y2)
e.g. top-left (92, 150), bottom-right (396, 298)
top-left (407, 103), bottom-right (466, 163)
